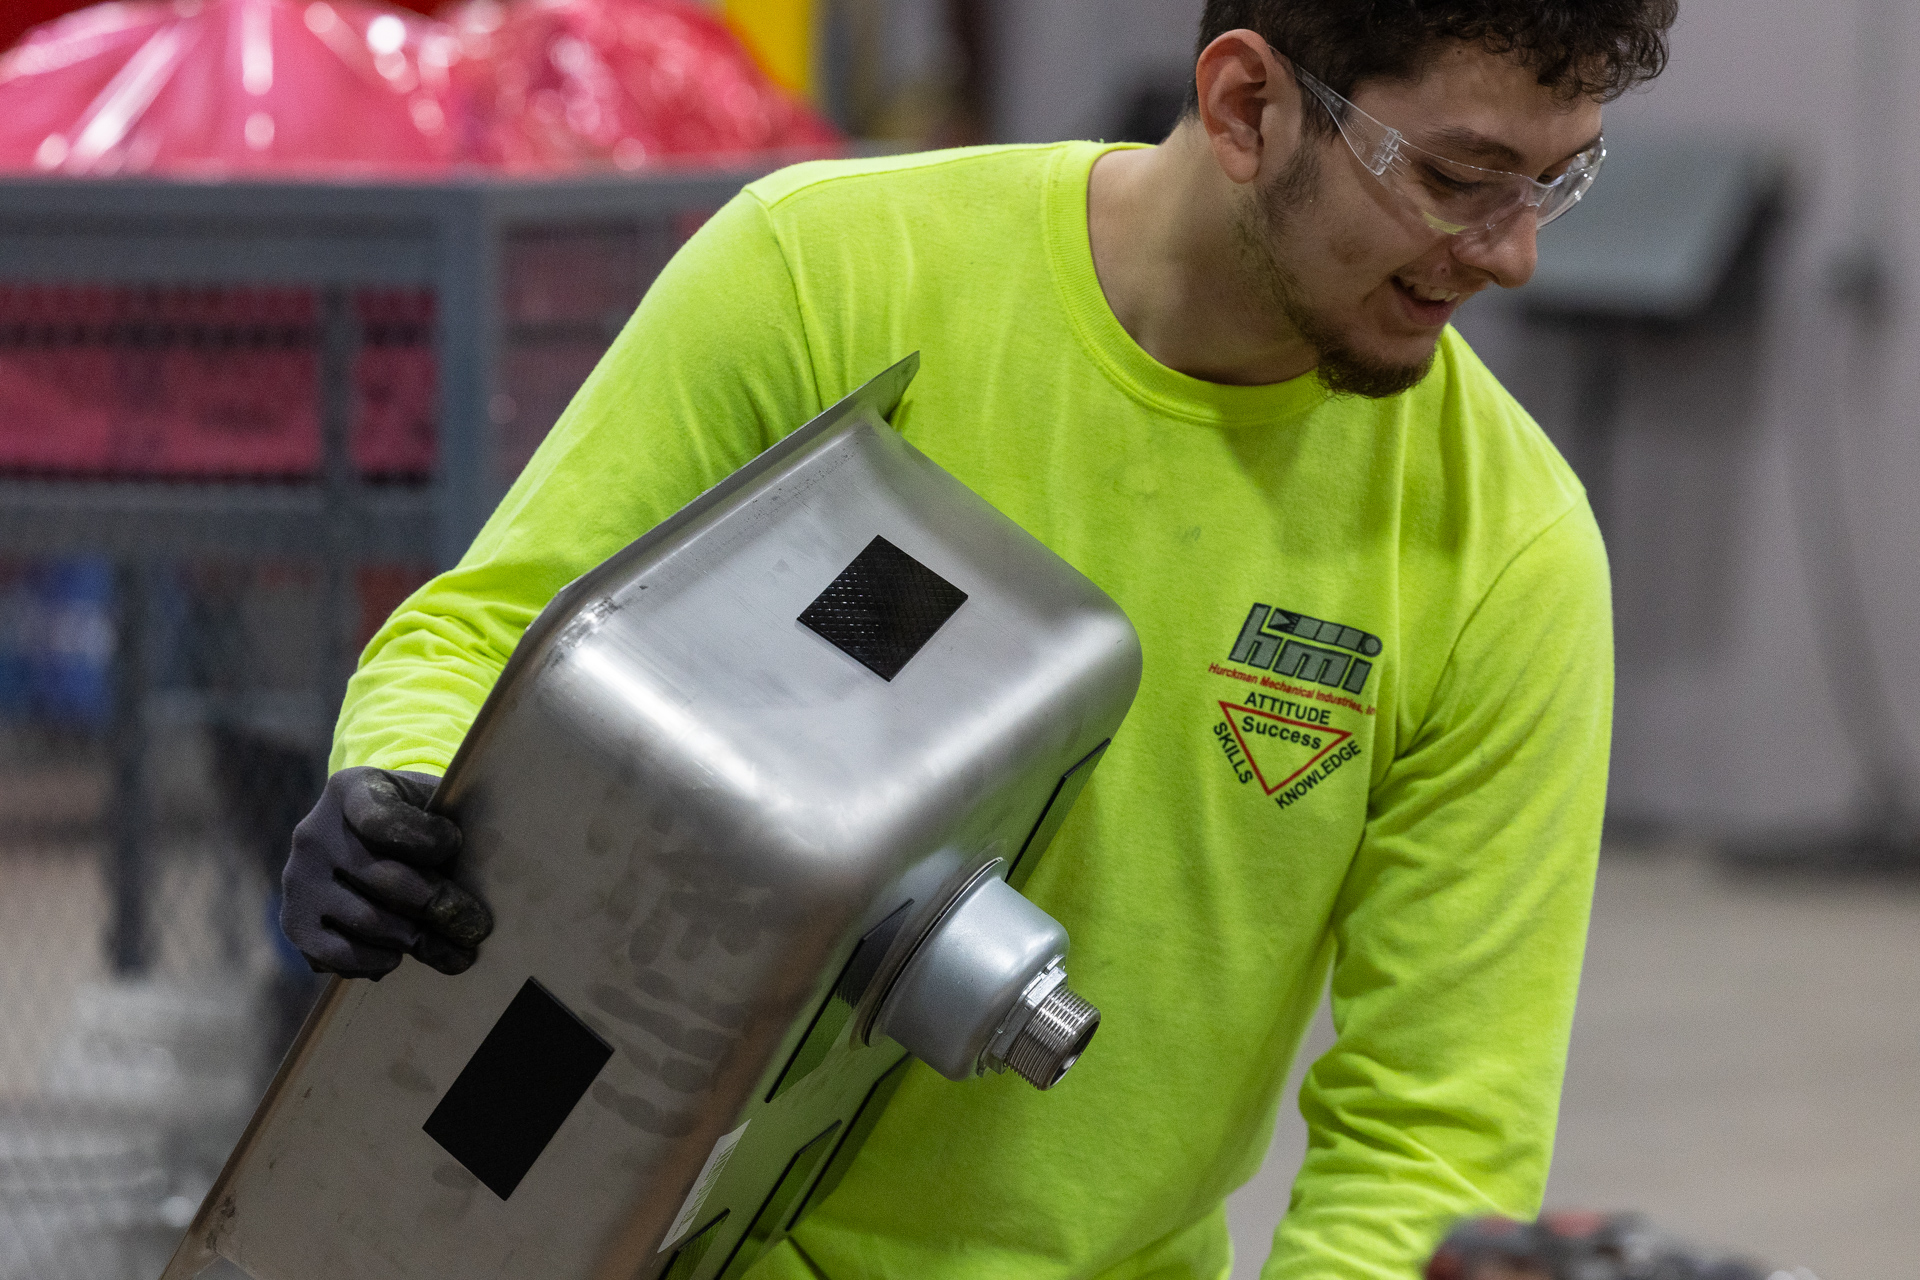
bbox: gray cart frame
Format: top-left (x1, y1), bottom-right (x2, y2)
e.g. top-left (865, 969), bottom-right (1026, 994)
top-left (0, 166), bottom-right (770, 975)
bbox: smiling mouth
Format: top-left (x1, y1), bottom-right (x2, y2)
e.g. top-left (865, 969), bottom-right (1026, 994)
top-left (1392, 275), bottom-right (1462, 304)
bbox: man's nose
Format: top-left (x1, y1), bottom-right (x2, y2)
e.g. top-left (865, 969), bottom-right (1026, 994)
top-left (1452, 208), bottom-right (1540, 288)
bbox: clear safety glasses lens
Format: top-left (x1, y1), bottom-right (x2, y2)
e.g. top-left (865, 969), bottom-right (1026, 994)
top-left (1292, 62), bottom-right (1604, 237)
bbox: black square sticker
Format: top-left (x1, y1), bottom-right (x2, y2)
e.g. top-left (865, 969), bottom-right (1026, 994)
top-left (423, 977), bottom-right (613, 1200)
top-left (797, 536), bottom-right (966, 681)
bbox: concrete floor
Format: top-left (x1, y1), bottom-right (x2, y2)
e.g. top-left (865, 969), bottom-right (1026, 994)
top-left (1224, 847), bottom-right (1920, 1280)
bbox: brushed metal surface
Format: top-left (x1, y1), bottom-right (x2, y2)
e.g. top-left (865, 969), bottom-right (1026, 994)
top-left (161, 354), bottom-right (1142, 1280)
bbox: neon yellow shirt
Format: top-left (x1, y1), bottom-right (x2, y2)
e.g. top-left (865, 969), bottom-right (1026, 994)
top-left (335, 143), bottom-right (1613, 1280)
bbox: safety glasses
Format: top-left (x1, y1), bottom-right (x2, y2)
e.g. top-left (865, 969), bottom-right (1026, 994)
top-left (1289, 61), bottom-right (1605, 237)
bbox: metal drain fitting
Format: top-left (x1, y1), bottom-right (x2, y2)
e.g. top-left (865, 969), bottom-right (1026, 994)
top-left (873, 871), bottom-right (1099, 1089)
top-left (995, 976), bottom-right (1100, 1089)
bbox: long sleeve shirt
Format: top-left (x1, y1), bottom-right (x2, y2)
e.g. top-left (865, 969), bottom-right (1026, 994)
top-left (333, 141), bottom-right (1614, 1280)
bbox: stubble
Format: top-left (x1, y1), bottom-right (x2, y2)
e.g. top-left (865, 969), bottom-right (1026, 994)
top-left (1235, 142), bottom-right (1436, 400)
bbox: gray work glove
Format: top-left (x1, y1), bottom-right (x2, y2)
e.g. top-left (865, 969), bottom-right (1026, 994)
top-left (280, 767), bottom-right (493, 981)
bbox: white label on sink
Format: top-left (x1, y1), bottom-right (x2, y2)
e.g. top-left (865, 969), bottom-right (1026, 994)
top-left (660, 1119), bottom-right (751, 1252)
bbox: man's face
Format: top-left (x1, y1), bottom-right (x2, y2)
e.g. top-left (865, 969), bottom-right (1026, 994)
top-left (1239, 42), bottom-right (1605, 397)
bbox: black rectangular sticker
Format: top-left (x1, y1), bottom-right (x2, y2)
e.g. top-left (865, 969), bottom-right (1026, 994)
top-left (423, 977), bottom-right (613, 1200)
top-left (797, 536), bottom-right (966, 681)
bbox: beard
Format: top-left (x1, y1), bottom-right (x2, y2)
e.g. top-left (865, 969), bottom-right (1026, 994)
top-left (1234, 144), bottom-right (1436, 400)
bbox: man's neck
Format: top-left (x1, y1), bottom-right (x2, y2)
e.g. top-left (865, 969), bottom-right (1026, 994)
top-left (1086, 125), bottom-right (1318, 388)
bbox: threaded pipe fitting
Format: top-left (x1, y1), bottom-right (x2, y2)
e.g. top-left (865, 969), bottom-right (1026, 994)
top-left (1000, 983), bottom-right (1099, 1090)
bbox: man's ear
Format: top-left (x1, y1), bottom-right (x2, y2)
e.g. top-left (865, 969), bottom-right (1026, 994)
top-left (1194, 29), bottom-right (1301, 186)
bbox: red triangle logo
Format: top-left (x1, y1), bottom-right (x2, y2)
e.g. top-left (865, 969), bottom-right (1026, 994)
top-left (1218, 701), bottom-right (1351, 795)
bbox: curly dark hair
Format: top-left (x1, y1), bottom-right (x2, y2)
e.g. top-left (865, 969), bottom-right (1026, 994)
top-left (1191, 0), bottom-right (1677, 125)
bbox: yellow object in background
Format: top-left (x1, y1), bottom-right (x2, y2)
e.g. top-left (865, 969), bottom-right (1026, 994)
top-left (721, 0), bottom-right (815, 99)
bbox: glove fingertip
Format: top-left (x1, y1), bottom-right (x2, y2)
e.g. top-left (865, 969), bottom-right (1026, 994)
top-left (418, 814), bottom-right (465, 862)
top-left (425, 882), bottom-right (495, 948)
top-left (413, 933), bottom-right (480, 976)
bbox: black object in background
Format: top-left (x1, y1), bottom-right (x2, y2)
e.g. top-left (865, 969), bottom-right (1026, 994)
top-left (1427, 1212), bottom-right (1772, 1280)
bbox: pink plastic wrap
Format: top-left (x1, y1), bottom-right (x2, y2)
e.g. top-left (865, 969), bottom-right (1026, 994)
top-left (443, 0), bottom-right (841, 173)
top-left (0, 0), bottom-right (838, 480)
top-left (0, 0), bottom-right (465, 176)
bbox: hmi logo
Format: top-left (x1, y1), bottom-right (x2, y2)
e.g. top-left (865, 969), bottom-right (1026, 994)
top-left (1229, 604), bottom-right (1380, 696)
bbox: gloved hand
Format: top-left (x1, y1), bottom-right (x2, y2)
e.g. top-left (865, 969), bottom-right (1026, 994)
top-left (281, 767), bottom-right (494, 981)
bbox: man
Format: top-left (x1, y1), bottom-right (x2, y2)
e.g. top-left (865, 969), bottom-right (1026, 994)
top-left (281, 2), bottom-right (1676, 1276)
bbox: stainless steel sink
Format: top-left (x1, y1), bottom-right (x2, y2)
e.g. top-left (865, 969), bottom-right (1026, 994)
top-left (162, 353), bottom-right (1142, 1280)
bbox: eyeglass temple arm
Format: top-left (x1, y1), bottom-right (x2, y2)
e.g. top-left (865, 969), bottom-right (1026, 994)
top-left (1289, 58), bottom-right (1404, 179)
top-left (1339, 113), bottom-right (1402, 177)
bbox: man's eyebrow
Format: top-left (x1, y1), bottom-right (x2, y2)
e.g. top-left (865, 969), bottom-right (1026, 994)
top-left (1424, 126), bottom-right (1524, 168)
top-left (1422, 127), bottom-right (1604, 173)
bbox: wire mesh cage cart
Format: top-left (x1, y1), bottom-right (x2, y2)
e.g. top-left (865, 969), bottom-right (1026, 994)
top-left (0, 165), bottom-right (766, 1279)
